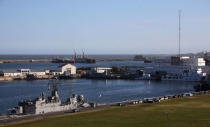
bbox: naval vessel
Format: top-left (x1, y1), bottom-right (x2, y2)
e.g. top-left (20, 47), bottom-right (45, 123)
top-left (10, 79), bottom-right (90, 115)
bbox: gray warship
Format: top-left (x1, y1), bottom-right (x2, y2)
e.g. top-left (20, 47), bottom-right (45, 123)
top-left (10, 80), bottom-right (90, 115)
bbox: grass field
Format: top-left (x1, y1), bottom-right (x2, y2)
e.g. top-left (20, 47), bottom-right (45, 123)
top-left (3, 94), bottom-right (210, 127)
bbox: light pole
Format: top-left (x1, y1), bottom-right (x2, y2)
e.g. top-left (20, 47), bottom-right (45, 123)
top-left (165, 112), bottom-right (170, 127)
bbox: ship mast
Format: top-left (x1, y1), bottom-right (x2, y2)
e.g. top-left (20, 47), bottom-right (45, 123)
top-left (74, 49), bottom-right (77, 59)
top-left (48, 79), bottom-right (59, 99)
top-left (82, 50), bottom-right (85, 59)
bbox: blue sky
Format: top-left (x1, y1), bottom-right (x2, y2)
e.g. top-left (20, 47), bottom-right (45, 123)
top-left (0, 0), bottom-right (209, 54)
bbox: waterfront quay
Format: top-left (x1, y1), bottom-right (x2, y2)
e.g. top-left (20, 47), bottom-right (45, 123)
top-left (0, 62), bottom-right (209, 82)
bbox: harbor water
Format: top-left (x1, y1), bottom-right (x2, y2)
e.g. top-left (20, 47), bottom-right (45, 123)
top-left (0, 56), bottom-right (198, 114)
top-left (0, 79), bottom-right (197, 114)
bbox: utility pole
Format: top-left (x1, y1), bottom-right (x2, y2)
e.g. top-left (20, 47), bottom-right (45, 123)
top-left (165, 112), bottom-right (170, 127)
top-left (179, 10), bottom-right (181, 57)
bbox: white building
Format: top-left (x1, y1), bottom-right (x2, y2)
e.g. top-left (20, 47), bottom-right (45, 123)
top-left (196, 58), bottom-right (206, 66)
top-left (20, 69), bottom-right (31, 75)
top-left (4, 70), bottom-right (22, 77)
top-left (60, 64), bottom-right (76, 75)
top-left (93, 67), bottom-right (112, 74)
top-left (181, 57), bottom-right (205, 67)
top-left (29, 70), bottom-right (46, 76)
top-left (4, 69), bottom-right (46, 77)
top-left (86, 67), bottom-right (112, 76)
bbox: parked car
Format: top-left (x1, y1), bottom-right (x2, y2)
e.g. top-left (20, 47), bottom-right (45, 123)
top-left (143, 98), bottom-right (154, 103)
top-left (153, 98), bottom-right (160, 102)
top-left (164, 96), bottom-right (168, 100)
top-left (167, 95), bottom-right (174, 99)
top-left (184, 93), bottom-right (193, 97)
top-left (159, 96), bottom-right (165, 101)
top-left (73, 109), bottom-right (80, 113)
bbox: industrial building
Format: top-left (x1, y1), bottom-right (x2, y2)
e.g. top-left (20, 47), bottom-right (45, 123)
top-left (171, 56), bottom-right (206, 67)
top-left (59, 64), bottom-right (77, 76)
top-left (3, 69), bottom-right (46, 77)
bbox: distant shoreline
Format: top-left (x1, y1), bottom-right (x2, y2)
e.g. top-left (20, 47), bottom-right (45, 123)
top-left (0, 58), bottom-right (135, 63)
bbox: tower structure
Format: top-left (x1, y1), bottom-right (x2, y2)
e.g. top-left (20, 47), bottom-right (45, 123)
top-left (179, 10), bottom-right (181, 57)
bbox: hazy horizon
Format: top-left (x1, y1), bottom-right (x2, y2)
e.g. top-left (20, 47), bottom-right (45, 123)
top-left (0, 52), bottom-right (203, 56)
top-left (0, 0), bottom-right (209, 54)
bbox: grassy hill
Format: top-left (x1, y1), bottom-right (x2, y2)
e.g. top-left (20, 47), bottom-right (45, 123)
top-left (3, 94), bottom-right (210, 127)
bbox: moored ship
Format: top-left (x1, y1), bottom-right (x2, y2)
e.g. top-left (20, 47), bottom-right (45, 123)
top-left (52, 51), bottom-right (95, 64)
top-left (52, 58), bottom-right (95, 64)
top-left (161, 68), bottom-right (206, 82)
top-left (10, 79), bottom-right (90, 115)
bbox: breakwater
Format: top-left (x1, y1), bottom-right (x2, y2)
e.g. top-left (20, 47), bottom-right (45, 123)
top-left (0, 59), bottom-right (52, 63)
